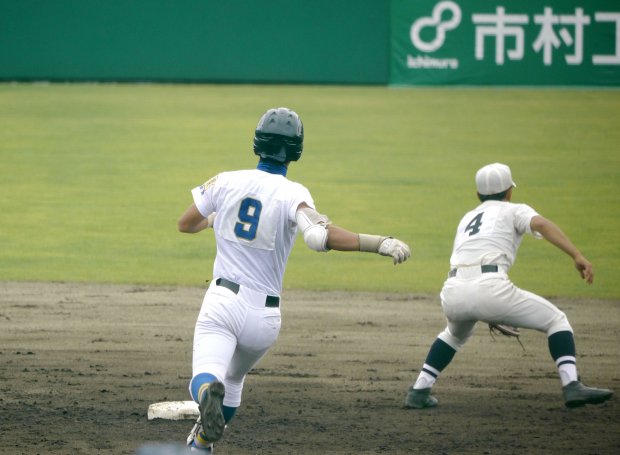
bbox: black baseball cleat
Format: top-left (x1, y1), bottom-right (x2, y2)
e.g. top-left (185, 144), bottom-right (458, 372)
top-left (404, 386), bottom-right (438, 409)
top-left (199, 381), bottom-right (226, 442)
top-left (562, 381), bottom-right (613, 408)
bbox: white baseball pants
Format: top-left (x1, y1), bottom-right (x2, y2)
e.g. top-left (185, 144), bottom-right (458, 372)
top-left (192, 280), bottom-right (282, 407)
top-left (438, 267), bottom-right (572, 350)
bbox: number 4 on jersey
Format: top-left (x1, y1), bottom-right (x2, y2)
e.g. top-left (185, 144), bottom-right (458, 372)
top-left (464, 212), bottom-right (484, 236)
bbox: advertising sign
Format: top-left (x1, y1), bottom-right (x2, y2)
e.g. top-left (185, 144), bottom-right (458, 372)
top-left (391, 0), bottom-right (620, 85)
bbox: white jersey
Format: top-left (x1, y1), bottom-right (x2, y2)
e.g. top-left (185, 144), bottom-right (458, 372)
top-left (191, 169), bottom-right (314, 296)
top-left (449, 200), bottom-right (541, 272)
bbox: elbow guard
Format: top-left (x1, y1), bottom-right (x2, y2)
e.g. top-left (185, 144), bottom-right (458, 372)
top-left (304, 224), bottom-right (329, 252)
top-left (295, 207), bottom-right (330, 252)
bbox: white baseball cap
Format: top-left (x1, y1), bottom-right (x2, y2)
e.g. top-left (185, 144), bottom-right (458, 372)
top-left (475, 163), bottom-right (517, 195)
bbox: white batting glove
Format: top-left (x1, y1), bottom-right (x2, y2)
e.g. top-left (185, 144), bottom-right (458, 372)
top-left (378, 238), bottom-right (411, 265)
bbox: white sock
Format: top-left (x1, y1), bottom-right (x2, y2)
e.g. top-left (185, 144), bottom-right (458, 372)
top-left (556, 356), bottom-right (578, 386)
top-left (413, 365), bottom-right (439, 389)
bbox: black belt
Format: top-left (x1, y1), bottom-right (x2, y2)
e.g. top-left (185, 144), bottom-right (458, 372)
top-left (448, 264), bottom-right (498, 278)
top-left (215, 278), bottom-right (280, 308)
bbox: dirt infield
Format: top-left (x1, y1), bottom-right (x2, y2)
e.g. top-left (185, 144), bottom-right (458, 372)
top-left (1, 282), bottom-right (618, 455)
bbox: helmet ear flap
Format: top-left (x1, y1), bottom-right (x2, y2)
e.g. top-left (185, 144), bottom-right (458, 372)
top-left (253, 134), bottom-right (289, 162)
top-left (253, 108), bottom-right (304, 163)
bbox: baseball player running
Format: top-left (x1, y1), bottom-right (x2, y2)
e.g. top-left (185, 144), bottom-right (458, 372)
top-left (178, 107), bottom-right (411, 453)
top-left (404, 163), bottom-right (613, 410)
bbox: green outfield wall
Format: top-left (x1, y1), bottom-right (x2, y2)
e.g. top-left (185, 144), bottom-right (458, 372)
top-left (0, 0), bottom-right (618, 86)
top-left (0, 0), bottom-right (390, 84)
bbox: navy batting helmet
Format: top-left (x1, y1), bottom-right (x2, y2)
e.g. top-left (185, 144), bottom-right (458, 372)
top-left (253, 107), bottom-right (304, 163)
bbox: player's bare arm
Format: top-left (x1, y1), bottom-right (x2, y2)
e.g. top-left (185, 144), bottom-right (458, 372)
top-left (178, 203), bottom-right (215, 234)
top-left (530, 215), bottom-right (593, 284)
top-left (326, 225), bottom-right (360, 251)
top-left (295, 202), bottom-right (411, 264)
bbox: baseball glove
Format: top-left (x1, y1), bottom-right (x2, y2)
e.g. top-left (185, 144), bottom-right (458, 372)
top-left (488, 323), bottom-right (525, 350)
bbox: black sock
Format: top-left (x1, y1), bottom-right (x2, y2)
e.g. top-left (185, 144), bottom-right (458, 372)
top-left (548, 330), bottom-right (576, 360)
top-left (425, 338), bottom-right (457, 372)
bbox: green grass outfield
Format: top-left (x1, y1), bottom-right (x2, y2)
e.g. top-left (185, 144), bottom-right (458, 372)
top-left (1, 83), bottom-right (618, 299)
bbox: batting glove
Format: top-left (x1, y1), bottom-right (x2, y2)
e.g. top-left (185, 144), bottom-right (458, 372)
top-left (378, 238), bottom-right (411, 265)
